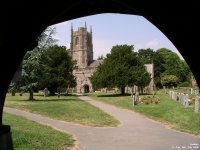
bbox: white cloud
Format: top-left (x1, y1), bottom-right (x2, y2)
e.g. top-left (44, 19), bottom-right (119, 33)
top-left (54, 35), bottom-right (61, 41)
top-left (145, 39), bottom-right (159, 48)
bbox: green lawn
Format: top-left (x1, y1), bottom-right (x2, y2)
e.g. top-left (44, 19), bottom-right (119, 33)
top-left (87, 91), bottom-right (200, 135)
top-left (5, 93), bottom-right (119, 127)
top-left (3, 113), bottom-right (75, 150)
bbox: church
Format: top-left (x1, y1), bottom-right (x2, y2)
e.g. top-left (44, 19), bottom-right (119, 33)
top-left (70, 23), bottom-right (154, 93)
top-left (70, 23), bottom-right (102, 93)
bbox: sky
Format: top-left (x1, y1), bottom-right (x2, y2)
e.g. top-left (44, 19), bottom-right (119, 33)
top-left (50, 13), bottom-right (183, 60)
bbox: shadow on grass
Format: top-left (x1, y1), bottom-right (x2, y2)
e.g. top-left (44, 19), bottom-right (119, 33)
top-left (33, 93), bottom-right (77, 97)
top-left (96, 94), bottom-right (131, 97)
top-left (94, 93), bottom-right (153, 97)
top-left (8, 98), bottom-right (82, 102)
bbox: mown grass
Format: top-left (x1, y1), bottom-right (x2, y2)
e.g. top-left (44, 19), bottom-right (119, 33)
top-left (5, 93), bottom-right (119, 127)
top-left (3, 113), bottom-right (75, 150)
top-left (87, 91), bottom-right (200, 135)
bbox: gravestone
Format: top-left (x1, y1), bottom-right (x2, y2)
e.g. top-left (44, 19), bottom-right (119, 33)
top-left (134, 92), bottom-right (139, 105)
top-left (195, 97), bottom-right (200, 112)
top-left (132, 95), bottom-right (135, 107)
top-left (44, 88), bottom-right (49, 97)
top-left (184, 94), bottom-right (189, 107)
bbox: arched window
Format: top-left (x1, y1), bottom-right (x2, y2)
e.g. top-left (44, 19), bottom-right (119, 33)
top-left (75, 37), bottom-right (79, 45)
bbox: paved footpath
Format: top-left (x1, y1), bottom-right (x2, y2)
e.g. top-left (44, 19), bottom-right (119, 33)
top-left (4, 95), bottom-right (200, 150)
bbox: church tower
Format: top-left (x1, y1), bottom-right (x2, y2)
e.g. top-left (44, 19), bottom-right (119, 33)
top-left (70, 23), bottom-right (93, 68)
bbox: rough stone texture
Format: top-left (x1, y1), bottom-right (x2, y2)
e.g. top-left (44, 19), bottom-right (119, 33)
top-left (144, 64), bottom-right (154, 92)
top-left (0, 125), bottom-right (13, 150)
top-left (70, 24), bottom-right (102, 93)
top-left (195, 97), bottom-right (200, 112)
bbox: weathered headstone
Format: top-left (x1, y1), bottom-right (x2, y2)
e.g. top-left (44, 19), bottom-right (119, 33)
top-left (184, 94), bottom-right (189, 107)
top-left (44, 88), bottom-right (49, 97)
top-left (195, 97), bottom-right (200, 112)
top-left (134, 92), bottom-right (139, 105)
top-left (132, 95), bottom-right (135, 107)
top-left (125, 86), bottom-right (128, 94)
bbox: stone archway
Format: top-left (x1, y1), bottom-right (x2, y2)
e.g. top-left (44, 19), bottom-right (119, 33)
top-left (84, 84), bottom-right (90, 93)
top-left (1, 1), bottom-right (198, 149)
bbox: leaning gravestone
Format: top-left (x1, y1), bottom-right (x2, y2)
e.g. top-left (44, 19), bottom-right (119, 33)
top-left (44, 88), bottom-right (49, 97)
top-left (195, 97), bottom-right (200, 112)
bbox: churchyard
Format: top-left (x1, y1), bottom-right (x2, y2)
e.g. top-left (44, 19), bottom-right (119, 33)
top-left (86, 90), bottom-right (200, 135)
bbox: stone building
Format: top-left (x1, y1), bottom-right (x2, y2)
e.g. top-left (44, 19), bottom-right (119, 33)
top-left (144, 64), bottom-right (154, 92)
top-left (70, 23), bottom-right (102, 93)
top-left (70, 23), bottom-right (154, 93)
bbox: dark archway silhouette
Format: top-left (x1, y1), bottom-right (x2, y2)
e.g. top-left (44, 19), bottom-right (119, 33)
top-left (84, 85), bottom-right (90, 93)
top-left (1, 1), bottom-right (198, 148)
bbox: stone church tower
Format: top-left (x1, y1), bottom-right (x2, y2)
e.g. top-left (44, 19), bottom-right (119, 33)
top-left (70, 23), bottom-right (93, 68)
top-left (70, 23), bottom-right (102, 93)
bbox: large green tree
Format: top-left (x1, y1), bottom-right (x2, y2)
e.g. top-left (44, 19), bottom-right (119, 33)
top-left (156, 48), bottom-right (191, 86)
top-left (41, 45), bottom-right (76, 95)
top-left (19, 27), bottom-right (57, 100)
top-left (20, 48), bottom-right (45, 100)
top-left (91, 45), bottom-right (151, 94)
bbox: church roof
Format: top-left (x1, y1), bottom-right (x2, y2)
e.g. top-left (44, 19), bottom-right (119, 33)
top-left (88, 60), bottom-right (103, 68)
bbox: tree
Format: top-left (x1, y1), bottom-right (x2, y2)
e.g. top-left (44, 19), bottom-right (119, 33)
top-left (19, 27), bottom-right (57, 100)
top-left (20, 49), bottom-right (44, 100)
top-left (137, 48), bottom-right (154, 64)
top-left (91, 45), bottom-right (150, 95)
top-left (41, 45), bottom-right (76, 95)
top-left (161, 75), bottom-right (179, 88)
top-left (137, 48), bottom-right (164, 88)
top-left (97, 54), bottom-right (104, 60)
top-left (156, 48), bottom-right (191, 87)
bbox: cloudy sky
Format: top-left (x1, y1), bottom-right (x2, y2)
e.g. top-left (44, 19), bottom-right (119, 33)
top-left (50, 13), bottom-right (183, 59)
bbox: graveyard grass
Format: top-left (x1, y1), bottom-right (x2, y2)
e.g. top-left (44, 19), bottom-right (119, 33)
top-left (3, 113), bottom-right (75, 150)
top-left (5, 93), bottom-right (119, 127)
top-left (87, 90), bottom-right (200, 136)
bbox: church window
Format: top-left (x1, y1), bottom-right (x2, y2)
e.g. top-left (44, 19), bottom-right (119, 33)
top-left (75, 37), bottom-right (79, 45)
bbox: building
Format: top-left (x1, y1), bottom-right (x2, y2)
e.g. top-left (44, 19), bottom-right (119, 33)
top-left (70, 23), bottom-right (154, 93)
top-left (70, 23), bottom-right (102, 93)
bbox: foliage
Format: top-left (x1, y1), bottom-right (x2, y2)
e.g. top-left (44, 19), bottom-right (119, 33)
top-left (97, 54), bottom-right (104, 60)
top-left (91, 45), bottom-right (151, 94)
top-left (18, 27), bottom-right (58, 100)
top-left (137, 48), bottom-right (154, 64)
top-left (41, 45), bottom-right (76, 95)
top-left (161, 75), bottom-right (179, 87)
top-left (137, 48), bottom-right (165, 88)
top-left (37, 26), bottom-right (58, 49)
top-left (178, 81), bottom-right (191, 87)
top-left (156, 48), bottom-right (191, 84)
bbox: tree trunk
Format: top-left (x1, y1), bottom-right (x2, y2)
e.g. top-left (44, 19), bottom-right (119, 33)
top-left (28, 87), bottom-right (34, 100)
top-left (11, 90), bottom-right (15, 96)
top-left (57, 87), bottom-right (60, 98)
top-left (120, 86), bottom-right (125, 95)
top-left (141, 87), bottom-right (143, 94)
